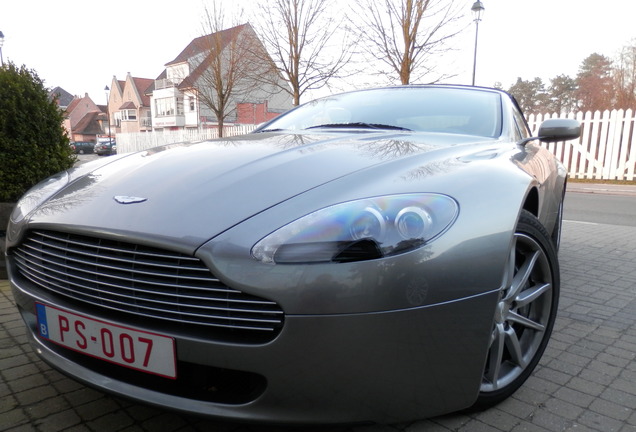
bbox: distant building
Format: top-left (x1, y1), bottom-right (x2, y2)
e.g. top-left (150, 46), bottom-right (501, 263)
top-left (150, 23), bottom-right (292, 131)
top-left (62, 93), bottom-right (108, 143)
top-left (106, 73), bottom-right (154, 135)
top-left (49, 87), bottom-right (75, 110)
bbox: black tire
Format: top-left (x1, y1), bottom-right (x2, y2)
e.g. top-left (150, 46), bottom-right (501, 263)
top-left (551, 187), bottom-right (566, 251)
top-left (472, 210), bottom-right (559, 410)
top-left (551, 200), bottom-right (563, 251)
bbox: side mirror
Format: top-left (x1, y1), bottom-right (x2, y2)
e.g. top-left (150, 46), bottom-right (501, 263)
top-left (537, 118), bottom-right (581, 142)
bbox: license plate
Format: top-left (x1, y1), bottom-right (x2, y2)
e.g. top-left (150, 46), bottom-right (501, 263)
top-left (36, 303), bottom-right (177, 379)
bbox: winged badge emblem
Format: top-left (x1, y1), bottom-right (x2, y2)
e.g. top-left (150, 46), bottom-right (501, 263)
top-left (113, 196), bottom-right (148, 204)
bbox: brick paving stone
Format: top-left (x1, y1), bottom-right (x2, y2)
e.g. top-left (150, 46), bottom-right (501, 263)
top-left (63, 425), bottom-right (94, 432)
top-left (542, 397), bottom-right (585, 421)
top-left (137, 413), bottom-right (190, 431)
top-left (63, 386), bottom-right (106, 407)
top-left (14, 384), bottom-right (58, 405)
top-left (454, 419), bottom-right (499, 432)
top-left (476, 408), bottom-right (521, 430)
top-left (0, 407), bottom-right (28, 430)
top-left (510, 420), bottom-right (552, 432)
top-left (404, 420), bottom-right (453, 432)
top-left (74, 397), bottom-right (123, 421)
top-left (425, 414), bottom-right (471, 431)
top-left (34, 409), bottom-right (82, 432)
top-left (6, 372), bottom-right (50, 394)
top-left (578, 410), bottom-right (624, 432)
top-left (528, 409), bottom-right (574, 432)
top-left (85, 411), bottom-right (136, 431)
top-left (497, 398), bottom-right (536, 421)
top-left (603, 386), bottom-right (636, 408)
top-left (589, 398), bottom-right (632, 421)
top-left (567, 377), bottom-right (606, 397)
top-left (553, 387), bottom-right (595, 408)
top-left (27, 395), bottom-right (73, 420)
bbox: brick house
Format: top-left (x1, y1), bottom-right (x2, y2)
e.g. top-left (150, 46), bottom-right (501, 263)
top-left (61, 93), bottom-right (108, 143)
top-left (106, 73), bottom-right (154, 135)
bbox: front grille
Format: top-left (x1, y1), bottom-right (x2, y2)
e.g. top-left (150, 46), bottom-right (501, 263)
top-left (13, 230), bottom-right (284, 338)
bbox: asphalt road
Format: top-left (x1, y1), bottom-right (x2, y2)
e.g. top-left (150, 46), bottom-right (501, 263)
top-left (564, 188), bottom-right (636, 227)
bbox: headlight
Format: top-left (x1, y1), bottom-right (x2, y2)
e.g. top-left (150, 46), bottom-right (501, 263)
top-left (10, 171), bottom-right (69, 225)
top-left (251, 193), bottom-right (458, 264)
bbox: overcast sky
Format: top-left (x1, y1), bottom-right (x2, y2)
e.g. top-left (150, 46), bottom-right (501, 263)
top-left (2, 0), bottom-right (635, 105)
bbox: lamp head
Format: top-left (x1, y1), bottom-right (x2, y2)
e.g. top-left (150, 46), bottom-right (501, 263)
top-left (471, 1), bottom-right (485, 21)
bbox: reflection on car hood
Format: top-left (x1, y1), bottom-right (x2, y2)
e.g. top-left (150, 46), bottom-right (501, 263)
top-left (29, 131), bottom-right (495, 251)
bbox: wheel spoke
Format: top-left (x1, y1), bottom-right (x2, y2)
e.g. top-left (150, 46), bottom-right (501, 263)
top-left (506, 249), bottom-right (540, 301)
top-left (485, 323), bottom-right (506, 388)
top-left (507, 310), bottom-right (546, 332)
top-left (504, 325), bottom-right (527, 368)
top-left (516, 282), bottom-right (551, 308)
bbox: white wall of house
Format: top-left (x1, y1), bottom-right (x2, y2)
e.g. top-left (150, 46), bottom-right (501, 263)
top-left (152, 85), bottom-right (185, 129)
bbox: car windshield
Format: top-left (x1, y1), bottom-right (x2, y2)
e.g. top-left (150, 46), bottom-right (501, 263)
top-left (259, 87), bottom-right (503, 138)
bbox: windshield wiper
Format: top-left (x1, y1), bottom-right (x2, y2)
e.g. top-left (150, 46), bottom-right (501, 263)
top-left (305, 122), bottom-right (412, 131)
top-left (255, 128), bottom-right (287, 133)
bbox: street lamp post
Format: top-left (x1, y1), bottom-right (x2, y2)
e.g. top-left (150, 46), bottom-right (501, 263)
top-left (104, 86), bottom-right (112, 141)
top-left (471, 1), bottom-right (485, 86)
top-left (0, 31), bottom-right (5, 67)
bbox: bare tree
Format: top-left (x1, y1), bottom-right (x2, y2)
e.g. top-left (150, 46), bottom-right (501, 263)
top-left (191, 3), bottom-right (270, 136)
top-left (613, 41), bottom-right (636, 110)
top-left (252, 0), bottom-right (353, 105)
top-left (351, 0), bottom-right (465, 85)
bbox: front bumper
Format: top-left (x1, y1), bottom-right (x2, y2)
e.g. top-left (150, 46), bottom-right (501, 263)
top-left (9, 259), bottom-right (497, 424)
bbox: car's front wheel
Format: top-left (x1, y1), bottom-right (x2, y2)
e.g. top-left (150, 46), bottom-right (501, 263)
top-left (473, 210), bottom-right (559, 409)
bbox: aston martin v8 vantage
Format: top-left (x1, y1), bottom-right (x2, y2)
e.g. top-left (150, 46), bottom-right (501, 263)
top-left (6, 85), bottom-right (581, 424)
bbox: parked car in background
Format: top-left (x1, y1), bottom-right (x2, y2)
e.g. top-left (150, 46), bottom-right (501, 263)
top-left (70, 141), bottom-right (94, 154)
top-left (6, 85), bottom-right (580, 424)
top-left (94, 139), bottom-right (116, 156)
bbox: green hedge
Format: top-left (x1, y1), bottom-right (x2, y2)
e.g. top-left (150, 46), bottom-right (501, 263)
top-left (0, 63), bottom-right (75, 202)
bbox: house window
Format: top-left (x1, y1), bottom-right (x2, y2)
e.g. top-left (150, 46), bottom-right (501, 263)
top-left (121, 109), bottom-right (137, 121)
top-left (189, 96), bottom-right (195, 111)
top-left (176, 97), bottom-right (184, 115)
top-left (155, 98), bottom-right (175, 116)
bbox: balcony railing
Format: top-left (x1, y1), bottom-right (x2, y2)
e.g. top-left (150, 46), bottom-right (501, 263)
top-left (155, 78), bottom-right (181, 90)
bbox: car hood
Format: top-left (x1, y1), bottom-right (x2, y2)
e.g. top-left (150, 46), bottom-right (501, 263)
top-left (28, 131), bottom-right (497, 252)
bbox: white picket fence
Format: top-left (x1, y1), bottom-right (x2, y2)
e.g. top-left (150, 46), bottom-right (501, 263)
top-left (117, 125), bottom-right (257, 154)
top-left (528, 110), bottom-right (636, 181)
top-left (118, 111), bottom-right (636, 181)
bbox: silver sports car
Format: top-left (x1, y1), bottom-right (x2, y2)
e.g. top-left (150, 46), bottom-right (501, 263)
top-left (6, 85), bottom-right (580, 424)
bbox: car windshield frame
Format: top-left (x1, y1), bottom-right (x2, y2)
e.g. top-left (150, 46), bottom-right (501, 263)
top-left (257, 86), bottom-right (503, 138)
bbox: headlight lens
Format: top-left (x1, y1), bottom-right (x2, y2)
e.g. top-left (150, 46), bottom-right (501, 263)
top-left (252, 193), bottom-right (458, 264)
top-left (10, 171), bottom-right (69, 224)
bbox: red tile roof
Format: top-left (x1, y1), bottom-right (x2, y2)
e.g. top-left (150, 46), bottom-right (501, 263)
top-left (74, 111), bottom-right (106, 135)
top-left (131, 77), bottom-right (154, 106)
